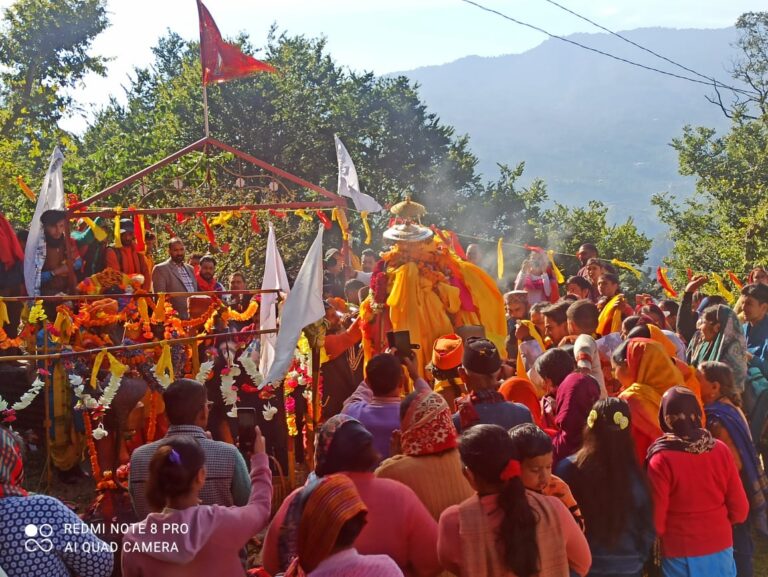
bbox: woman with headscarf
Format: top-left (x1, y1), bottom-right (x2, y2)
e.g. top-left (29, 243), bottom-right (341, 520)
top-left (284, 474), bottom-right (403, 577)
top-left (613, 339), bottom-right (684, 464)
top-left (262, 415), bottom-right (440, 577)
top-left (699, 361), bottom-right (768, 577)
top-left (499, 377), bottom-right (544, 427)
top-left (646, 387), bottom-right (748, 577)
top-left (376, 391), bottom-right (473, 520)
top-left (688, 305), bottom-right (748, 401)
top-left (0, 428), bottom-right (114, 577)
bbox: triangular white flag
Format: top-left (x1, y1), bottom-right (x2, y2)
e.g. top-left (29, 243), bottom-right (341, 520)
top-left (24, 147), bottom-right (65, 297)
top-left (264, 224), bottom-right (326, 385)
top-left (259, 223), bottom-right (291, 378)
top-left (334, 134), bottom-right (382, 213)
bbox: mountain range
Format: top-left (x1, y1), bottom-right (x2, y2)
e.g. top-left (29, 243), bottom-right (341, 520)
top-left (397, 26), bottom-right (741, 240)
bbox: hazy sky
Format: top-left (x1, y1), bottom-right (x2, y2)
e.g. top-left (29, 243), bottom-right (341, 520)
top-left (2, 0), bottom-right (763, 131)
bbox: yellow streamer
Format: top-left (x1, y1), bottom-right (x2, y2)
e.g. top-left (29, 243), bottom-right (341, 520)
top-left (611, 258), bottom-right (643, 279)
top-left (294, 209), bottom-right (313, 222)
top-left (136, 214), bottom-right (146, 252)
top-left (17, 176), bottom-right (35, 201)
top-left (91, 350), bottom-right (107, 389)
top-left (497, 238), bottom-right (504, 280)
top-left (156, 343), bottom-right (175, 384)
top-left (52, 310), bottom-right (73, 343)
top-left (152, 294), bottom-right (166, 323)
top-left (712, 272), bottom-right (735, 303)
top-left (244, 247), bottom-right (254, 267)
top-left (0, 298), bottom-right (8, 326)
top-left (82, 217), bottom-right (107, 242)
top-left (361, 211), bottom-right (372, 245)
top-left (332, 207), bottom-right (350, 241)
top-left (113, 207), bottom-right (123, 248)
top-left (546, 250), bottom-right (565, 284)
top-left (137, 297), bottom-right (151, 325)
top-left (210, 211), bottom-right (235, 227)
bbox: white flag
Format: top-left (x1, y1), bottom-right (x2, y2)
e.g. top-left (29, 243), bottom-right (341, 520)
top-left (258, 223), bottom-right (291, 379)
top-left (264, 224), bottom-right (326, 385)
top-left (334, 134), bottom-right (382, 213)
top-left (24, 147), bottom-right (65, 297)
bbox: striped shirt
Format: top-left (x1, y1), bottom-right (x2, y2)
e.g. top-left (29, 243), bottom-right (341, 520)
top-left (173, 262), bottom-right (196, 293)
top-left (128, 425), bottom-right (250, 520)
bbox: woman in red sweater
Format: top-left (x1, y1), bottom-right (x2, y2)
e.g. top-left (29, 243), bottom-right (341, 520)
top-left (646, 386), bottom-right (749, 577)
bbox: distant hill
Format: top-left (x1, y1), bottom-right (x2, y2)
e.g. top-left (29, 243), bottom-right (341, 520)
top-left (397, 27), bottom-right (741, 238)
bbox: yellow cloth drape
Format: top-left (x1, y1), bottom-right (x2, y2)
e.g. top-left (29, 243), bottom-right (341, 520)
top-left (51, 362), bottom-right (83, 470)
top-left (82, 217), bottom-right (107, 242)
top-left (456, 260), bottom-right (507, 358)
top-left (156, 343), bottom-right (175, 385)
top-left (611, 258), bottom-right (642, 279)
top-left (113, 207), bottom-right (123, 248)
top-left (597, 294), bottom-right (624, 336)
top-left (244, 247), bottom-right (254, 267)
top-left (0, 298), bottom-right (8, 326)
top-left (387, 262), bottom-right (455, 377)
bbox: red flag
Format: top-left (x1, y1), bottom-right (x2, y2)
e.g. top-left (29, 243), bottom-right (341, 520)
top-left (197, 0), bottom-right (276, 85)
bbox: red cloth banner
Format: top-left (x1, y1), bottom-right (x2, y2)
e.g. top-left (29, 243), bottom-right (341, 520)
top-left (197, 0), bottom-right (276, 85)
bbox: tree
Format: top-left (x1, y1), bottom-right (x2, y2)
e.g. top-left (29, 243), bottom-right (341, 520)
top-left (0, 0), bottom-right (108, 225)
top-left (72, 29), bottom-right (481, 282)
top-left (653, 11), bottom-right (768, 288)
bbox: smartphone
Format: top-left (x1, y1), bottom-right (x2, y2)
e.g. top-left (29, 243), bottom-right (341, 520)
top-left (237, 407), bottom-right (257, 455)
top-left (386, 330), bottom-right (419, 359)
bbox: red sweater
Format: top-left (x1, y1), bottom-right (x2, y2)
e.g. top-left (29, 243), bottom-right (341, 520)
top-left (646, 440), bottom-right (748, 558)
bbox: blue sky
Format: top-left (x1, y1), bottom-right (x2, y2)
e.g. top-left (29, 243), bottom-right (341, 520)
top-left (1, 0), bottom-right (763, 131)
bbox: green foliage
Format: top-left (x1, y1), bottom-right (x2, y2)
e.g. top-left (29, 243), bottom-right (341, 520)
top-left (0, 0), bottom-right (108, 225)
top-left (654, 12), bottom-right (768, 288)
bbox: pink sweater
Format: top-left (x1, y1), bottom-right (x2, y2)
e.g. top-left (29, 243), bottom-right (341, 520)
top-left (263, 472), bottom-right (441, 577)
top-left (121, 452), bottom-right (272, 577)
top-left (437, 493), bottom-right (591, 577)
top-left (307, 548), bottom-right (404, 577)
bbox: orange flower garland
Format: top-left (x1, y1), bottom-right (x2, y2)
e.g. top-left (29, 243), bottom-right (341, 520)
top-left (83, 412), bottom-right (102, 482)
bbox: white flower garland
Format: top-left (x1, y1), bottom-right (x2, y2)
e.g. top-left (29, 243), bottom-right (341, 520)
top-left (237, 351), bottom-right (264, 389)
top-left (262, 402), bottom-right (277, 421)
top-left (195, 360), bottom-right (215, 383)
top-left (69, 369), bottom-right (125, 439)
top-left (0, 373), bottom-right (46, 415)
top-left (151, 364), bottom-right (172, 389)
top-left (221, 364), bottom-right (241, 418)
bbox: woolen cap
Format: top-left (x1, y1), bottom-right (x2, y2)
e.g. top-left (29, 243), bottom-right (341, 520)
top-left (462, 337), bottom-right (502, 375)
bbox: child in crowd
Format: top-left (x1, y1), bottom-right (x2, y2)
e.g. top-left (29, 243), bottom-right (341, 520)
top-left (567, 300), bottom-right (608, 398)
top-left (122, 429), bottom-right (272, 577)
top-left (557, 398), bottom-right (655, 577)
top-left (508, 423), bottom-right (585, 532)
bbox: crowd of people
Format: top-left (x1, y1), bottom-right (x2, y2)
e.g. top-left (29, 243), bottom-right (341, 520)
top-left (2, 208), bottom-right (768, 577)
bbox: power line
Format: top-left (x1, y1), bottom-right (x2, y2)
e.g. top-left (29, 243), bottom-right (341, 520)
top-left (539, 0), bottom-right (750, 96)
top-left (458, 0), bottom-right (758, 98)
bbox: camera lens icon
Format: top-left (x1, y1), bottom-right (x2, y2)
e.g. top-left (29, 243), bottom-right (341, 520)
top-left (24, 524), bottom-right (54, 552)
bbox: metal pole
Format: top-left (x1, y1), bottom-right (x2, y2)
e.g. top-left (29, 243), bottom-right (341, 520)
top-left (203, 84), bottom-right (210, 138)
top-left (42, 324), bottom-right (53, 489)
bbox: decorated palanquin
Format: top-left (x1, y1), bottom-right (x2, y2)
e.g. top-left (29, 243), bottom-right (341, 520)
top-left (359, 200), bottom-right (506, 375)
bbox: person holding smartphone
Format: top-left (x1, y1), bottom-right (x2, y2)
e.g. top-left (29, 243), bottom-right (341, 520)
top-left (122, 426), bottom-right (271, 577)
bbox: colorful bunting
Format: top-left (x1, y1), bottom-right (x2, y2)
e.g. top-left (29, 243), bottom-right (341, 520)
top-left (17, 176), bottom-right (35, 202)
top-left (611, 258), bottom-right (643, 279)
top-left (113, 207), bottom-right (123, 248)
top-left (361, 211), bottom-right (372, 245)
top-left (547, 250), bottom-right (565, 284)
top-left (316, 210), bottom-right (332, 230)
top-left (497, 238), bottom-right (504, 280)
top-left (250, 212), bottom-right (261, 234)
top-left (245, 246), bottom-right (254, 267)
top-left (199, 213), bottom-right (217, 247)
top-left (727, 271), bottom-right (744, 290)
top-left (656, 267), bottom-right (678, 298)
top-left (712, 272), bottom-right (735, 303)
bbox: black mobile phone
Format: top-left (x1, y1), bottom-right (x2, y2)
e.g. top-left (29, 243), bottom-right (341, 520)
top-left (237, 407), bottom-right (257, 454)
top-left (386, 330), bottom-right (420, 359)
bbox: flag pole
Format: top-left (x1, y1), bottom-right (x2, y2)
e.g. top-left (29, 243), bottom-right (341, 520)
top-left (202, 83), bottom-right (210, 137)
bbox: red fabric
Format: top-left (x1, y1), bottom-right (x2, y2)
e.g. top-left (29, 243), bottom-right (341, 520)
top-left (646, 440), bottom-right (748, 558)
top-left (197, 0), bottom-right (276, 85)
top-left (0, 212), bottom-right (24, 268)
top-left (195, 273), bottom-right (219, 293)
top-left (400, 391), bottom-right (458, 457)
top-left (198, 213), bottom-right (217, 247)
